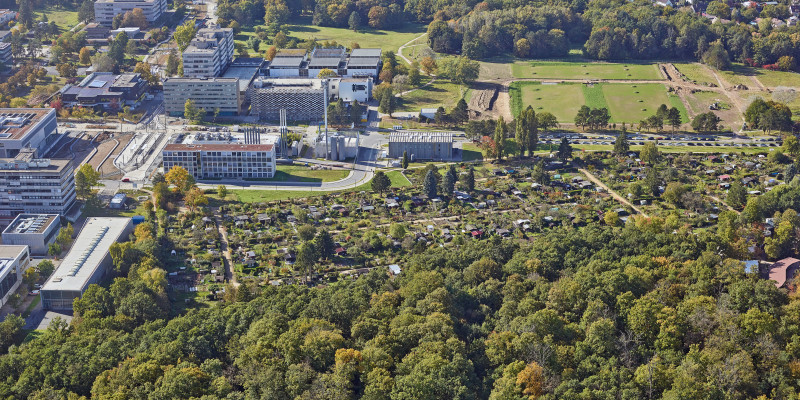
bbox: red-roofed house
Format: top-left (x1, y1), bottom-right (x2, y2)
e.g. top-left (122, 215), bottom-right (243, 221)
top-left (718, 174), bottom-right (731, 181)
top-left (768, 257), bottom-right (800, 288)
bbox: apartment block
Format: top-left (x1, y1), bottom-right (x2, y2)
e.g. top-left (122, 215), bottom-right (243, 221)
top-left (94, 0), bottom-right (167, 26)
top-left (0, 108), bottom-right (60, 158)
top-left (0, 149), bottom-right (77, 222)
top-left (163, 77), bottom-right (242, 116)
top-left (182, 24), bottom-right (234, 78)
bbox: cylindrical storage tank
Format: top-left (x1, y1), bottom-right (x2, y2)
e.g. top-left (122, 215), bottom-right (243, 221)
top-left (329, 136), bottom-right (338, 160)
top-left (338, 136), bottom-right (346, 161)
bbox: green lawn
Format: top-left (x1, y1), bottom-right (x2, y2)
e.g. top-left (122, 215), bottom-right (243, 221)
top-left (685, 91), bottom-right (733, 115)
top-left (386, 170), bottom-right (411, 187)
top-left (673, 63), bottom-right (717, 86)
top-left (752, 69), bottom-right (800, 88)
top-left (511, 82), bottom-right (687, 124)
top-left (511, 82), bottom-right (586, 121)
top-left (462, 143), bottom-right (484, 162)
top-left (397, 80), bottom-right (468, 112)
top-left (717, 63), bottom-right (758, 88)
top-left (262, 165), bottom-right (349, 183)
top-left (599, 83), bottom-right (688, 124)
top-left (511, 61), bottom-right (662, 80)
top-left (286, 18), bottom-right (426, 52)
top-left (229, 170), bottom-right (408, 202)
top-left (40, 6), bottom-right (79, 31)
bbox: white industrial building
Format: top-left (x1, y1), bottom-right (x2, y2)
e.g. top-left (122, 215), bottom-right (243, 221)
top-left (307, 48), bottom-right (346, 78)
top-left (0, 245), bottom-right (30, 308)
top-left (346, 48), bottom-right (382, 77)
top-left (0, 108), bottom-right (60, 158)
top-left (2, 214), bottom-right (60, 255)
top-left (314, 131), bottom-right (359, 161)
top-left (388, 131), bottom-right (454, 161)
top-left (93, 0), bottom-right (167, 26)
top-left (332, 78), bottom-right (372, 103)
top-left (40, 217), bottom-right (134, 310)
top-left (268, 49), bottom-right (307, 77)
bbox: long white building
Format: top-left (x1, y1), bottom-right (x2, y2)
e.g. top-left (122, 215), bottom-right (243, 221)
top-left (182, 25), bottom-right (234, 78)
top-left (163, 132), bottom-right (277, 180)
top-left (93, 0), bottom-right (167, 26)
top-left (40, 217), bottom-right (134, 310)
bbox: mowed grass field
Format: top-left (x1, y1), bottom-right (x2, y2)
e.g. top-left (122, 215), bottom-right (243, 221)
top-left (512, 61), bottom-right (662, 80)
top-left (397, 80), bottom-right (469, 112)
top-left (40, 6), bottom-right (79, 31)
top-left (287, 18), bottom-right (426, 52)
top-left (673, 63), bottom-right (718, 86)
top-left (512, 82), bottom-right (687, 124)
top-left (512, 82), bottom-right (585, 121)
top-left (599, 83), bottom-right (688, 124)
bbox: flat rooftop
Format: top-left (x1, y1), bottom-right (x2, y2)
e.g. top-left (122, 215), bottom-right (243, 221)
top-left (253, 78), bottom-right (324, 90)
top-left (41, 217), bottom-right (132, 292)
top-left (221, 59), bottom-right (262, 92)
top-left (269, 56), bottom-right (304, 68)
top-left (390, 131), bottom-right (453, 144)
top-left (274, 49), bottom-right (307, 57)
top-left (165, 143), bottom-right (275, 152)
top-left (347, 57), bottom-right (380, 67)
top-left (3, 214), bottom-right (58, 235)
top-left (350, 48), bottom-right (381, 58)
top-left (0, 108), bottom-right (55, 141)
top-left (0, 155), bottom-right (70, 173)
top-left (0, 245), bottom-right (27, 280)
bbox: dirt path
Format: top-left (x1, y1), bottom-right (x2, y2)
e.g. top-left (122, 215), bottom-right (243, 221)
top-left (578, 167), bottom-right (648, 217)
top-left (215, 213), bottom-right (239, 288)
top-left (398, 32), bottom-right (427, 65)
top-left (709, 194), bottom-right (739, 214)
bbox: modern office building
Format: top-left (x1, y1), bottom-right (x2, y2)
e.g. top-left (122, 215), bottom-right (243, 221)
top-left (0, 108), bottom-right (59, 158)
top-left (40, 217), bottom-right (133, 310)
top-left (182, 24), bottom-right (234, 78)
top-left (250, 78), bottom-right (326, 121)
top-left (0, 245), bottom-right (30, 308)
top-left (0, 150), bottom-right (77, 222)
top-left (346, 48), bottom-right (382, 77)
top-left (93, 0), bottom-right (167, 26)
top-left (2, 214), bottom-right (60, 255)
top-left (388, 131), bottom-right (453, 160)
top-left (0, 42), bottom-right (11, 67)
top-left (60, 73), bottom-right (149, 110)
top-left (163, 132), bottom-right (277, 180)
top-left (308, 47), bottom-right (346, 77)
top-left (163, 77), bottom-right (242, 116)
top-left (268, 49), bottom-right (307, 77)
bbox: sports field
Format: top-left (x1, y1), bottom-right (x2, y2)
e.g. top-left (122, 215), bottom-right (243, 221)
top-left (512, 82), bottom-right (687, 124)
top-left (511, 61), bottom-right (662, 80)
top-left (286, 18), bottom-right (426, 52)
